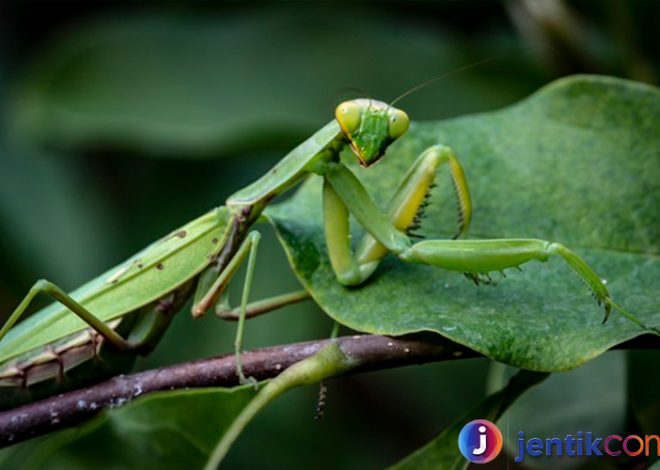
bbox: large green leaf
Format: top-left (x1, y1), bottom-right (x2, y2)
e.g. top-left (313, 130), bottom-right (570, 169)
top-left (268, 75), bottom-right (660, 372)
top-left (0, 386), bottom-right (256, 470)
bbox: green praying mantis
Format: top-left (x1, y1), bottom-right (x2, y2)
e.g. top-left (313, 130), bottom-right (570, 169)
top-left (0, 97), bottom-right (615, 410)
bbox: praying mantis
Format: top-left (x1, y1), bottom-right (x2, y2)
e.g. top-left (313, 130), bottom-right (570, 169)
top-left (0, 97), bottom-right (614, 410)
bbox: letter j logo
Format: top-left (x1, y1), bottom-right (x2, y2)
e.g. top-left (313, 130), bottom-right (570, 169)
top-left (458, 419), bottom-right (503, 464)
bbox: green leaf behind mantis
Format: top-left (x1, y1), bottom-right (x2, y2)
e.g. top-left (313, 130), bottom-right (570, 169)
top-left (268, 75), bottom-right (660, 372)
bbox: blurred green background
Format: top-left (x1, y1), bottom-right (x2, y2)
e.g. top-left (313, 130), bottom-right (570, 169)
top-left (0, 1), bottom-right (658, 468)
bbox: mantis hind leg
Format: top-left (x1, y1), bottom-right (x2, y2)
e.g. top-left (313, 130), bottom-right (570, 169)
top-left (0, 280), bottom-right (134, 349)
top-left (399, 238), bottom-right (612, 321)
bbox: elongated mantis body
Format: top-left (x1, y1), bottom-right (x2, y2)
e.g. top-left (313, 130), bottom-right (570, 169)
top-left (0, 98), bottom-right (614, 410)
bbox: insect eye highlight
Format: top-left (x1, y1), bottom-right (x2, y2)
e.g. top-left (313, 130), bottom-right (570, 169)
top-left (335, 101), bottom-right (362, 134)
top-left (388, 109), bottom-right (409, 139)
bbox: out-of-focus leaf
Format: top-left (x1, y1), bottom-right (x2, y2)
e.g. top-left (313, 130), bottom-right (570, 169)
top-left (268, 75), bottom-right (660, 371)
top-left (628, 350), bottom-right (660, 436)
top-left (0, 145), bottom-right (120, 288)
top-left (489, 352), bottom-right (626, 469)
top-left (0, 386), bottom-right (256, 470)
top-left (10, 7), bottom-right (544, 158)
top-left (389, 370), bottom-right (547, 470)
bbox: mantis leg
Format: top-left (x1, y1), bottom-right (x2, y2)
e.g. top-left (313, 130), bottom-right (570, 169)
top-left (234, 231), bottom-right (260, 387)
top-left (399, 239), bottom-right (612, 321)
top-left (356, 145), bottom-right (471, 278)
top-left (323, 145), bottom-right (471, 285)
top-left (323, 179), bottom-right (363, 285)
top-left (0, 280), bottom-right (133, 349)
top-left (191, 231), bottom-right (261, 385)
top-left (191, 231), bottom-right (261, 318)
top-left (216, 289), bottom-right (310, 321)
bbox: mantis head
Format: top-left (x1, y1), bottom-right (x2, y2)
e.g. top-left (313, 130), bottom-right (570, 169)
top-left (335, 99), bottom-right (409, 167)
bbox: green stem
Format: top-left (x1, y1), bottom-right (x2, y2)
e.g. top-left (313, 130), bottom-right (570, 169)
top-left (330, 321), bottom-right (341, 339)
top-left (204, 343), bottom-right (356, 469)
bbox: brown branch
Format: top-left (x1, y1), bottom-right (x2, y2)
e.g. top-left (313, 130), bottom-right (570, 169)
top-left (0, 334), bottom-right (475, 447)
top-left (0, 332), bottom-right (657, 448)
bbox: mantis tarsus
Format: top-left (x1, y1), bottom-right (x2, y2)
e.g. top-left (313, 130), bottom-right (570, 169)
top-left (0, 98), bottom-right (615, 409)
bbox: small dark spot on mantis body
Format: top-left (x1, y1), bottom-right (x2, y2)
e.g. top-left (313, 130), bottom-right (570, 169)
top-left (212, 238), bottom-right (218, 244)
top-left (156, 263), bottom-right (164, 270)
top-left (176, 230), bottom-right (187, 238)
top-left (137, 263), bottom-right (144, 269)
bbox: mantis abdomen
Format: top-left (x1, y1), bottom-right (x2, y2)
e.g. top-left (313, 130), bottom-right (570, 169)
top-left (0, 279), bottom-right (196, 410)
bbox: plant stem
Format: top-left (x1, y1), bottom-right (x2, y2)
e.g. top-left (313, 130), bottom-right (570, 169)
top-left (204, 343), bottom-right (356, 469)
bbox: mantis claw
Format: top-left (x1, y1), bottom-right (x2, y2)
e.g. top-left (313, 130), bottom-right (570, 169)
top-left (600, 298), bottom-right (612, 324)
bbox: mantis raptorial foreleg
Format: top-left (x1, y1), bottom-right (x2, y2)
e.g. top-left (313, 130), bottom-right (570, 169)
top-left (0, 280), bottom-right (134, 350)
top-left (321, 144), bottom-right (611, 320)
top-left (323, 145), bottom-right (472, 286)
top-left (356, 145), bottom-right (471, 277)
top-left (323, 179), bottom-right (363, 285)
top-left (216, 146), bottom-right (471, 372)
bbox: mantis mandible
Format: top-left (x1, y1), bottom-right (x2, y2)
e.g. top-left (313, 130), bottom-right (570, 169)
top-left (0, 98), bottom-right (614, 409)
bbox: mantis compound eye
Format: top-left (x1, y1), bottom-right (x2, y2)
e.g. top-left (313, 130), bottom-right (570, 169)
top-left (335, 101), bottom-right (362, 134)
top-left (388, 109), bottom-right (410, 139)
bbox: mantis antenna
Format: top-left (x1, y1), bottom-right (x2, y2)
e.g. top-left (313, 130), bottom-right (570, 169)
top-left (389, 44), bottom-right (545, 107)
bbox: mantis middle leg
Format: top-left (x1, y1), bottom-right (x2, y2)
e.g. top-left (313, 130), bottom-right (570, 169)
top-left (192, 231), bottom-right (261, 385)
top-left (399, 238), bottom-right (612, 320)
